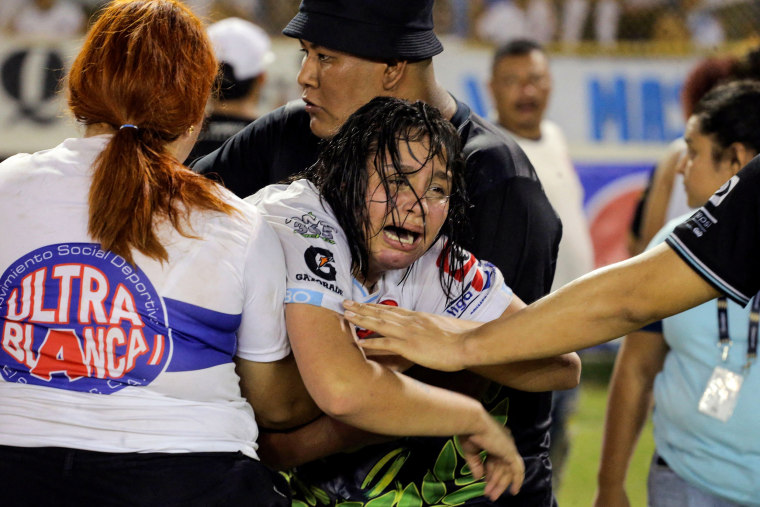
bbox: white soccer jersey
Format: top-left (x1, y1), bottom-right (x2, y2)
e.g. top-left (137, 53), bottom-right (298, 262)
top-left (0, 136), bottom-right (289, 458)
top-left (249, 180), bottom-right (513, 326)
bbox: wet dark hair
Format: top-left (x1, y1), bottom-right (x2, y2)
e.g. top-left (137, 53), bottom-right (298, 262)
top-left (303, 96), bottom-right (469, 298)
top-left (692, 79), bottom-right (760, 162)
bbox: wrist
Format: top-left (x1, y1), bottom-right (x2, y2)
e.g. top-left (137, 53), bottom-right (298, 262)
top-left (597, 472), bottom-right (626, 489)
top-left (460, 328), bottom-right (480, 370)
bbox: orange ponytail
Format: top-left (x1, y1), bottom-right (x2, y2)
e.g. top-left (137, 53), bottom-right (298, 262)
top-left (67, 0), bottom-right (232, 264)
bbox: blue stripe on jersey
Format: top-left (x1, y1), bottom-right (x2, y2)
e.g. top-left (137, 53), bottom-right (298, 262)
top-left (163, 297), bottom-right (240, 372)
top-left (352, 278), bottom-right (370, 298)
top-left (665, 236), bottom-right (750, 306)
top-left (285, 288), bottom-right (324, 306)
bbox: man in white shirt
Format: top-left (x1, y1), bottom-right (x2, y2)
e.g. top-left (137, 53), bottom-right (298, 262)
top-left (489, 38), bottom-right (595, 488)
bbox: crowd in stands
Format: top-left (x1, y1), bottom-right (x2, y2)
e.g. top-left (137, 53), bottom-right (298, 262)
top-left (2, 0), bottom-right (759, 50)
top-left (467, 0), bottom-right (759, 48)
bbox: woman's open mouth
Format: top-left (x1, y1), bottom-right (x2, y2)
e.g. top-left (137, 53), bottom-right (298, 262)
top-left (383, 225), bottom-right (420, 246)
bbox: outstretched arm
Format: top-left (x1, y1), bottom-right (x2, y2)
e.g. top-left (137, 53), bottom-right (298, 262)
top-left (364, 295), bottom-right (581, 391)
top-left (463, 296), bottom-right (581, 391)
top-left (345, 244), bottom-right (718, 369)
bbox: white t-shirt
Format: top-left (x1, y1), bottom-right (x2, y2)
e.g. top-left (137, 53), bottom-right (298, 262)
top-left (0, 135), bottom-right (289, 458)
top-left (249, 179), bottom-right (513, 324)
top-left (503, 120), bottom-right (595, 291)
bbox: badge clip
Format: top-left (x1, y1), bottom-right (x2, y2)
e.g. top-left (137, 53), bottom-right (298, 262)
top-left (720, 340), bottom-right (732, 362)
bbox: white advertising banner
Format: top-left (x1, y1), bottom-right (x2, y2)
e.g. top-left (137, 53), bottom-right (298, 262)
top-left (0, 38), bottom-right (82, 158)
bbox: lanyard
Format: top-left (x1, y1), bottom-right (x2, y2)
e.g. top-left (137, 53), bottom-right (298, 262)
top-left (717, 292), bottom-right (760, 369)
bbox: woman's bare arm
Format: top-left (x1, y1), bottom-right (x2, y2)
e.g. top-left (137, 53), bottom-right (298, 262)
top-left (346, 244), bottom-right (718, 369)
top-left (285, 302), bottom-right (525, 498)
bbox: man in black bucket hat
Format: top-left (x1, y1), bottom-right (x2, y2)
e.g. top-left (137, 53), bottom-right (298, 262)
top-left (282, 0), bottom-right (443, 62)
top-left (193, 1), bottom-right (572, 505)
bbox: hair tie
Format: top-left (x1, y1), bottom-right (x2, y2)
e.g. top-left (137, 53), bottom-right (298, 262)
top-left (120, 124), bottom-right (138, 130)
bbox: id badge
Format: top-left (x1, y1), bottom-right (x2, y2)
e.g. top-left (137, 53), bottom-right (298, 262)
top-left (698, 366), bottom-right (744, 422)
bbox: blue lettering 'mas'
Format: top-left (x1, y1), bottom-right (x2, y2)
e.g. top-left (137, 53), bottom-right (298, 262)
top-left (640, 79), bottom-right (682, 142)
top-left (641, 79), bottom-right (664, 141)
top-left (589, 77), bottom-right (628, 141)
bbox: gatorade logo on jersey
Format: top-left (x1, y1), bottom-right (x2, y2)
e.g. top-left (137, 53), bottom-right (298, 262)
top-left (305, 246), bottom-right (337, 281)
top-left (355, 299), bottom-right (398, 339)
top-left (0, 243), bottom-right (169, 394)
top-left (436, 246), bottom-right (493, 318)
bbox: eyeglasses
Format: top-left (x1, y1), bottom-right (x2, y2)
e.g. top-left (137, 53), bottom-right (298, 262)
top-left (383, 177), bottom-right (451, 207)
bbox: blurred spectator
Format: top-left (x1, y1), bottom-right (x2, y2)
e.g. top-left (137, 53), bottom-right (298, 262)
top-left (255, 0), bottom-right (299, 34)
top-left (618, 0), bottom-right (671, 40)
top-left (73, 0), bottom-right (108, 20)
top-left (0, 0), bottom-right (25, 33)
top-left (650, 0), bottom-right (724, 48)
top-left (560, 0), bottom-right (621, 47)
top-left (708, 0), bottom-right (760, 42)
top-left (187, 17), bottom-right (274, 162)
top-left (477, 0), bottom-right (556, 45)
top-left (10, 0), bottom-right (86, 38)
top-left (489, 38), bottom-right (594, 487)
top-left (182, 0), bottom-right (262, 24)
top-left (181, 0), bottom-right (211, 18)
top-left (447, 0), bottom-right (471, 38)
top-left (683, 0), bottom-right (725, 48)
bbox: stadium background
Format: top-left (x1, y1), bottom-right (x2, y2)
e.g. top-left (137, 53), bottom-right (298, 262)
top-left (1, 1), bottom-right (758, 504)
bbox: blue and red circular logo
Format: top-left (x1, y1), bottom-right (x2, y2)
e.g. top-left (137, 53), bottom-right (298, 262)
top-left (0, 243), bottom-right (170, 394)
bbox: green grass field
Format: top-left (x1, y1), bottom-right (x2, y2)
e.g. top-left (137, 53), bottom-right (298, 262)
top-left (554, 352), bottom-right (655, 506)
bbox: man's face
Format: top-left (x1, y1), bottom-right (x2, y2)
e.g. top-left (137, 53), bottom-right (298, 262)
top-left (297, 40), bottom-right (388, 139)
top-left (489, 49), bottom-right (551, 140)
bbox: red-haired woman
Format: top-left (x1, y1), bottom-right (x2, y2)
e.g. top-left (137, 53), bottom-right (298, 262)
top-left (0, 1), bottom-right (318, 504)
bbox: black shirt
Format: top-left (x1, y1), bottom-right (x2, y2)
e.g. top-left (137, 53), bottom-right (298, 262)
top-left (667, 155), bottom-right (760, 307)
top-left (193, 98), bottom-right (561, 506)
top-left (186, 112), bottom-right (259, 164)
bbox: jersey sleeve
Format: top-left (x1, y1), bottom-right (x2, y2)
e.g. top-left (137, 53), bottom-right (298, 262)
top-left (666, 157), bottom-right (760, 306)
top-left (247, 183), bottom-right (353, 315)
top-left (236, 207), bottom-right (291, 362)
top-left (410, 240), bottom-right (514, 322)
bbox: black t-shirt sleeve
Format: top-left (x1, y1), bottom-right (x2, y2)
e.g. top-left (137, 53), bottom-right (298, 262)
top-left (666, 155), bottom-right (760, 306)
top-left (465, 175), bottom-right (561, 305)
top-left (190, 104), bottom-right (320, 198)
top-left (458, 116), bottom-right (561, 304)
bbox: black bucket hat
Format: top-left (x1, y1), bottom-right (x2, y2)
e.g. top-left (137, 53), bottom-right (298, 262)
top-left (282, 0), bottom-right (443, 61)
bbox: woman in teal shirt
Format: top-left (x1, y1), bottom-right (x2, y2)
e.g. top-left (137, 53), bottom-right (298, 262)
top-left (595, 80), bottom-right (760, 507)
